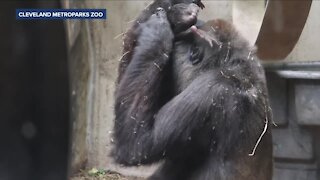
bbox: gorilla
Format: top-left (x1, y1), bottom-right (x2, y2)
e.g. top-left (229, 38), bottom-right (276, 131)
top-left (112, 1), bottom-right (273, 180)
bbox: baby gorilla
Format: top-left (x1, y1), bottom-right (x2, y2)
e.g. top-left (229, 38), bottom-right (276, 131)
top-left (113, 3), bottom-right (273, 180)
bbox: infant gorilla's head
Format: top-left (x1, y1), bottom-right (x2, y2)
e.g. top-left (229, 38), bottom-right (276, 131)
top-left (167, 3), bottom-right (200, 34)
top-left (171, 0), bottom-right (205, 9)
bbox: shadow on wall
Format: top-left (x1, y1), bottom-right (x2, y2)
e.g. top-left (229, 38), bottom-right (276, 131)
top-left (256, 0), bottom-right (312, 60)
top-left (0, 1), bottom-right (70, 180)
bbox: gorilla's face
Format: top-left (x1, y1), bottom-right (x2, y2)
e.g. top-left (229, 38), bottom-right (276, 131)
top-left (171, 28), bottom-right (221, 92)
top-left (171, 19), bottom-right (254, 93)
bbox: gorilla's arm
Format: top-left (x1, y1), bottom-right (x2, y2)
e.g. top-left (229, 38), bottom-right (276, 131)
top-left (119, 0), bottom-right (203, 82)
top-left (147, 78), bottom-right (218, 179)
top-left (119, 1), bottom-right (171, 82)
top-left (153, 71), bottom-right (268, 157)
top-left (113, 11), bottom-right (174, 165)
top-left (152, 73), bottom-right (217, 151)
top-left (113, 4), bottom-right (201, 165)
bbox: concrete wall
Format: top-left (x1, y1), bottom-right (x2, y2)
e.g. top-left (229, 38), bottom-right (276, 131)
top-left (63, 1), bottom-right (90, 173)
top-left (285, 1), bottom-right (320, 62)
top-left (233, 0), bottom-right (265, 46)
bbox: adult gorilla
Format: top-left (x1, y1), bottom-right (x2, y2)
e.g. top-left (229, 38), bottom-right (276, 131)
top-left (112, 1), bottom-right (273, 180)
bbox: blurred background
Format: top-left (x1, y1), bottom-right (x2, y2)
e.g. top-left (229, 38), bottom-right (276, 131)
top-left (0, 0), bottom-right (319, 180)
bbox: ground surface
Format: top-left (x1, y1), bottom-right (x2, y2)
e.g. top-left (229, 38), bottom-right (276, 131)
top-left (70, 168), bottom-right (144, 180)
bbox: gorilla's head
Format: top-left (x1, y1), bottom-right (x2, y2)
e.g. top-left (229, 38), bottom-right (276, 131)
top-left (171, 0), bottom-right (205, 9)
top-left (171, 19), bottom-right (253, 92)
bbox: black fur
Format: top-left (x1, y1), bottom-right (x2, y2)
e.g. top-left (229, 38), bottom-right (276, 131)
top-left (113, 2), bottom-right (272, 180)
top-left (118, 0), bottom-right (203, 82)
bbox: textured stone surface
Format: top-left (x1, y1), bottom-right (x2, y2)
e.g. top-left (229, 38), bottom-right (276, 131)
top-left (273, 167), bottom-right (317, 180)
top-left (273, 162), bottom-right (318, 180)
top-left (62, 0), bottom-right (82, 48)
top-left (272, 127), bottom-right (313, 161)
top-left (270, 80), bottom-right (320, 179)
top-left (68, 28), bottom-right (91, 173)
top-left (272, 81), bottom-right (314, 161)
top-left (63, 1), bottom-right (90, 174)
top-left (267, 72), bottom-right (288, 126)
top-left (295, 81), bottom-right (320, 126)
